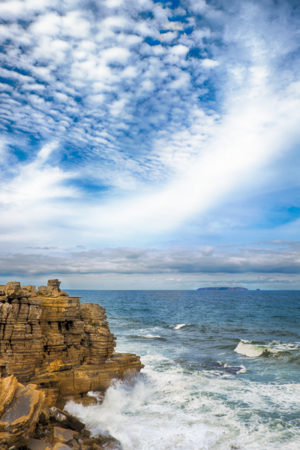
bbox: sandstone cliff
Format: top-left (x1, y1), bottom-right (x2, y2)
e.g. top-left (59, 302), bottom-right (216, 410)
top-left (0, 279), bottom-right (143, 407)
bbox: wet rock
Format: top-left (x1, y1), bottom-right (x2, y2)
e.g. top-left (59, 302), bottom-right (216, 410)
top-left (48, 408), bottom-right (85, 433)
top-left (27, 438), bottom-right (52, 449)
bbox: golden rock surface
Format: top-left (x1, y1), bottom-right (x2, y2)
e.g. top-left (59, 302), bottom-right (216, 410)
top-left (0, 375), bottom-right (123, 448)
top-left (0, 279), bottom-right (143, 406)
top-left (0, 375), bottom-right (45, 446)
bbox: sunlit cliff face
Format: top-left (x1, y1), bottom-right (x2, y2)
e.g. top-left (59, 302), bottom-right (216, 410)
top-left (1, 0), bottom-right (300, 288)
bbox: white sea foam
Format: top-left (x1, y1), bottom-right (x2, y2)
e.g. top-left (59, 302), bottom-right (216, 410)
top-left (234, 340), bottom-right (300, 358)
top-left (137, 334), bottom-right (162, 339)
top-left (269, 341), bottom-right (300, 353)
top-left (234, 340), bottom-right (269, 357)
top-left (174, 323), bottom-right (187, 330)
top-left (66, 351), bottom-right (300, 449)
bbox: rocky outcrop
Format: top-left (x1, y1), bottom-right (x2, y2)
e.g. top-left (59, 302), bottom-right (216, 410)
top-left (0, 375), bottom-right (122, 449)
top-left (0, 280), bottom-right (143, 407)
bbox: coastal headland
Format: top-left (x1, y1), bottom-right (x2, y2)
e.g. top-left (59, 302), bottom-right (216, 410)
top-left (0, 279), bottom-right (143, 449)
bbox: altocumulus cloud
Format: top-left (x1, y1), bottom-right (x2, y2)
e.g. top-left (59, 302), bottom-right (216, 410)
top-left (0, 0), bottom-right (300, 287)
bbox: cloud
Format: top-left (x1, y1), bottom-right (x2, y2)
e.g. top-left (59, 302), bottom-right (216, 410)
top-left (0, 0), bottom-right (300, 287)
top-left (1, 243), bottom-right (300, 289)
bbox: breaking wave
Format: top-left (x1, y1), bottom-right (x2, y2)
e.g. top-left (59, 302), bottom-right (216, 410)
top-left (234, 340), bottom-right (300, 359)
top-left (173, 323), bottom-right (188, 330)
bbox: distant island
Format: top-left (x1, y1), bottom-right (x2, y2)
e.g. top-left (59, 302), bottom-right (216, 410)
top-left (197, 287), bottom-right (249, 291)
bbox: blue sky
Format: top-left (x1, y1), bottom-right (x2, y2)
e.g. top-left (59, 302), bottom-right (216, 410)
top-left (0, 0), bottom-right (300, 289)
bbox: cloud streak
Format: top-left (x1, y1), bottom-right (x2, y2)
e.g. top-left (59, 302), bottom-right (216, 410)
top-left (1, 243), bottom-right (300, 278)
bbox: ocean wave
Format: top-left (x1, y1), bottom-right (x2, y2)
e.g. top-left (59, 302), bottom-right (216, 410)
top-left (223, 363), bottom-right (247, 374)
top-left (66, 355), bottom-right (300, 450)
top-left (173, 323), bottom-right (188, 330)
top-left (199, 360), bottom-right (247, 375)
top-left (128, 333), bottom-right (166, 340)
top-left (138, 334), bottom-right (162, 339)
top-left (234, 340), bottom-right (300, 358)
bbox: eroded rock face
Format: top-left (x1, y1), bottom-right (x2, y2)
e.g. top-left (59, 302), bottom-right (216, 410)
top-left (0, 375), bottom-right (45, 447)
top-left (0, 280), bottom-right (143, 406)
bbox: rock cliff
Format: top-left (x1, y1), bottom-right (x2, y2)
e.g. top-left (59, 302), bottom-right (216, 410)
top-left (0, 279), bottom-right (142, 415)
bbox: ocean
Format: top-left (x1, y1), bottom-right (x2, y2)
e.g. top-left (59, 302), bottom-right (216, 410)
top-left (65, 290), bottom-right (300, 450)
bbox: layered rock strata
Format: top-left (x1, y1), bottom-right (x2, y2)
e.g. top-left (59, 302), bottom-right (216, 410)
top-left (0, 280), bottom-right (143, 406)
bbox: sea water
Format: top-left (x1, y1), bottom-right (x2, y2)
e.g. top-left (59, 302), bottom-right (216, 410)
top-left (66, 290), bottom-right (300, 449)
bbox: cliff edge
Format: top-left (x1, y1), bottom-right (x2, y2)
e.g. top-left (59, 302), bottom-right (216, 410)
top-left (0, 279), bottom-right (143, 448)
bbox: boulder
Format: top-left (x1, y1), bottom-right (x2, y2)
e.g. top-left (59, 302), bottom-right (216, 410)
top-left (0, 376), bottom-right (45, 447)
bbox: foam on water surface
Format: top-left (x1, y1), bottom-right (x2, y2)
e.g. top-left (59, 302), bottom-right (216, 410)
top-left (234, 340), bottom-right (269, 357)
top-left (66, 351), bottom-right (300, 450)
top-left (174, 323), bottom-right (187, 330)
top-left (137, 334), bottom-right (162, 339)
top-left (234, 339), bottom-right (300, 358)
top-left (67, 289), bottom-right (300, 449)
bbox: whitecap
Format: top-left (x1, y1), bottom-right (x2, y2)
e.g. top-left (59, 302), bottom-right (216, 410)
top-left (234, 340), bottom-right (270, 357)
top-left (174, 323), bottom-right (187, 330)
top-left (234, 340), bottom-right (300, 358)
top-left (137, 334), bottom-right (162, 339)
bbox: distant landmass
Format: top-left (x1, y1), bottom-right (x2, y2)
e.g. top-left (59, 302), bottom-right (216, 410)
top-left (197, 287), bottom-right (249, 291)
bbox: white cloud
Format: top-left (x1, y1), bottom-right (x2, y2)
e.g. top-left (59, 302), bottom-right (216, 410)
top-left (30, 12), bottom-right (61, 35)
top-left (0, 142), bottom-right (76, 208)
top-left (202, 58), bottom-right (219, 68)
top-left (171, 44), bottom-right (189, 56)
top-left (110, 98), bottom-right (128, 116)
top-left (160, 31), bottom-right (177, 43)
top-left (102, 16), bottom-right (129, 30)
top-left (105, 0), bottom-right (124, 8)
top-left (165, 21), bottom-right (185, 32)
top-left (1, 242), bottom-right (300, 289)
top-left (0, 0), bottom-right (300, 288)
top-left (101, 47), bottom-right (131, 64)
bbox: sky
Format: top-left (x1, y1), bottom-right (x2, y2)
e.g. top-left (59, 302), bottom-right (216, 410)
top-left (0, 0), bottom-right (300, 289)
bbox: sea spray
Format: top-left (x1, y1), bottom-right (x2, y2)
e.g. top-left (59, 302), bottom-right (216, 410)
top-left (67, 289), bottom-right (300, 449)
top-left (66, 351), bottom-right (300, 449)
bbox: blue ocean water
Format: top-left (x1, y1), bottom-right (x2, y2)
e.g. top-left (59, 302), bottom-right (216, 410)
top-left (66, 290), bottom-right (300, 449)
